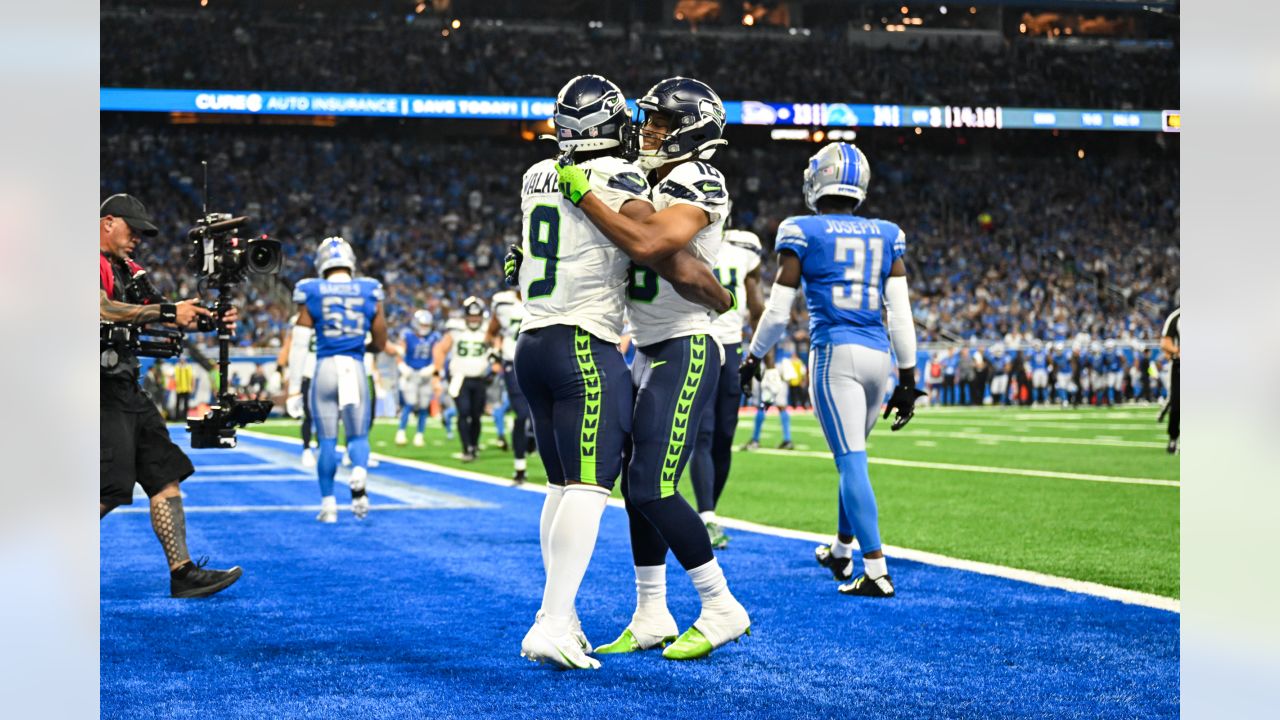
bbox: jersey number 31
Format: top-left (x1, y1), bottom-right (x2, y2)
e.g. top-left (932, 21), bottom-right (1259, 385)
top-left (832, 236), bottom-right (884, 311)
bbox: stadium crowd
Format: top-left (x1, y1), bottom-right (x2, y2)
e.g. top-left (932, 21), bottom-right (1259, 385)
top-left (101, 121), bottom-right (1179, 355)
top-left (101, 3), bottom-right (1177, 109)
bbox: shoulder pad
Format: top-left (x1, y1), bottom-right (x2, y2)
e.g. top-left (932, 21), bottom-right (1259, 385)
top-left (659, 161), bottom-right (728, 205)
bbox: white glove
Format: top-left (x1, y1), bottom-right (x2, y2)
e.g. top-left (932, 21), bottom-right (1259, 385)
top-left (398, 361), bottom-right (413, 377)
top-left (285, 393), bottom-right (304, 419)
top-left (761, 368), bottom-right (787, 406)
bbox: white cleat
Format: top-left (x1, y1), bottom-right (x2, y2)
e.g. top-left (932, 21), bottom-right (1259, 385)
top-left (352, 495), bottom-right (370, 520)
top-left (316, 497), bottom-right (338, 524)
top-left (341, 453), bottom-right (352, 467)
top-left (570, 612), bottom-right (592, 653)
top-left (368, 457), bottom-right (380, 468)
top-left (300, 448), bottom-right (316, 468)
top-left (520, 620), bottom-right (600, 670)
top-left (395, 429), bottom-right (408, 446)
top-left (349, 467), bottom-right (369, 520)
top-left (412, 433), bottom-right (425, 447)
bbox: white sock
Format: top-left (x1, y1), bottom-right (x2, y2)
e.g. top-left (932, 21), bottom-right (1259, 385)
top-left (687, 557), bottom-right (732, 608)
top-left (863, 556), bottom-right (888, 579)
top-left (699, 510), bottom-right (717, 523)
top-left (539, 485), bottom-right (609, 636)
top-left (634, 564), bottom-right (668, 616)
top-left (514, 458), bottom-right (528, 471)
top-left (832, 538), bottom-right (855, 559)
top-left (320, 495), bottom-right (336, 510)
top-left (538, 485), bottom-right (565, 576)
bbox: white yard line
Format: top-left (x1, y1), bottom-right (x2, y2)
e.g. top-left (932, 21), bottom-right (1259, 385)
top-left (779, 424), bottom-right (1165, 449)
top-left (744, 446), bottom-right (1178, 487)
top-left (235, 430), bottom-right (1180, 612)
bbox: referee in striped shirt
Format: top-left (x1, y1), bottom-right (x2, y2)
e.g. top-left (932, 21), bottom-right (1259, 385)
top-left (1160, 307), bottom-right (1180, 453)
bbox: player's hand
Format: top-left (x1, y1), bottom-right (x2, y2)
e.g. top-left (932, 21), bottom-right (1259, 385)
top-left (555, 155), bottom-right (592, 206)
top-left (883, 384), bottom-right (927, 431)
top-left (285, 393), bottom-right (304, 419)
top-left (739, 354), bottom-right (763, 396)
top-left (398, 361), bottom-right (412, 377)
top-left (503, 244), bottom-right (523, 287)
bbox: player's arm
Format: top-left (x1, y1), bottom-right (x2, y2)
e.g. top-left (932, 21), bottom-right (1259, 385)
top-left (284, 305), bottom-right (314, 417)
top-left (571, 183), bottom-right (708, 265)
top-left (617, 198), bottom-right (732, 312)
top-left (882, 257), bottom-right (926, 430)
top-left (485, 312), bottom-right (503, 355)
top-left (740, 250), bottom-right (802, 392)
top-left (369, 303), bottom-right (388, 353)
top-left (744, 263), bottom-right (766, 330)
top-left (432, 333), bottom-right (453, 376)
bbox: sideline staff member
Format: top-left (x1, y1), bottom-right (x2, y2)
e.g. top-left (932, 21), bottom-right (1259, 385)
top-left (100, 193), bottom-right (243, 598)
top-left (1160, 306), bottom-right (1180, 454)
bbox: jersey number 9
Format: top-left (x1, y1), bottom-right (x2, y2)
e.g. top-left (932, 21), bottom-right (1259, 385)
top-left (527, 205), bottom-right (560, 298)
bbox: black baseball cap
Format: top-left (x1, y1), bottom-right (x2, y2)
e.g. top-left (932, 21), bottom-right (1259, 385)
top-left (100, 193), bottom-right (159, 237)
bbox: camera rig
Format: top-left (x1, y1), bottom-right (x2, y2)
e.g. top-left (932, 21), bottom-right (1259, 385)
top-left (182, 213), bottom-right (283, 449)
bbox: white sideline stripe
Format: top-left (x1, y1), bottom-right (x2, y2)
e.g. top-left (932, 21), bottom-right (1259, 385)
top-left (114, 503), bottom-right (446, 514)
top-left (906, 417), bottom-right (1163, 432)
top-left (781, 424), bottom-right (1165, 449)
top-left (237, 430), bottom-right (1180, 612)
top-left (745, 447), bottom-right (1178, 487)
top-left (196, 463), bottom-right (299, 473)
top-left (184, 475), bottom-right (312, 483)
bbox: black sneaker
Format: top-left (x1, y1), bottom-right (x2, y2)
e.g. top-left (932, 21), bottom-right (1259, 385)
top-left (513, 469), bottom-right (527, 484)
top-left (814, 544), bottom-right (853, 581)
top-left (838, 573), bottom-right (895, 598)
top-left (496, 437), bottom-right (510, 452)
top-left (778, 440), bottom-right (795, 450)
top-left (170, 557), bottom-right (243, 599)
top-left (1167, 439), bottom-right (1178, 454)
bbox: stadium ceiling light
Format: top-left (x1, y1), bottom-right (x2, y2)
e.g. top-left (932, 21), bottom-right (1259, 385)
top-left (743, 14), bottom-right (755, 26)
top-left (901, 6), bottom-right (909, 14)
top-left (451, 19), bottom-right (461, 29)
top-left (940, 5), bottom-right (948, 14)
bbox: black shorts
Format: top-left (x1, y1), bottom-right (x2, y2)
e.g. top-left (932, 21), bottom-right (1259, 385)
top-left (101, 384), bottom-right (195, 507)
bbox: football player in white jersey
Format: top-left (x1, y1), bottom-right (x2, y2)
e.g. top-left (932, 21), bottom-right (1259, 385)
top-left (556, 77), bottom-right (751, 660)
top-left (432, 298), bottom-right (492, 462)
top-left (690, 223), bottom-right (765, 550)
top-left (487, 289), bottom-right (531, 482)
top-left (514, 75), bottom-right (732, 670)
top-left (281, 313), bottom-right (318, 467)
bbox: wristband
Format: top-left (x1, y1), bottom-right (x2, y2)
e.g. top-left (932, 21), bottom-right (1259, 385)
top-left (159, 303), bottom-right (178, 322)
top-left (898, 367), bottom-right (917, 388)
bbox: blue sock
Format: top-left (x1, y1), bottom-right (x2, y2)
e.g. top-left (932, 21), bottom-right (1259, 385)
top-left (398, 404), bottom-right (411, 431)
top-left (416, 410), bottom-right (428, 434)
top-left (317, 438), bottom-right (339, 498)
top-left (752, 407), bottom-right (766, 442)
top-left (444, 407), bottom-right (456, 435)
top-left (780, 409), bottom-right (792, 442)
top-left (347, 435), bottom-right (371, 469)
top-left (836, 493), bottom-right (852, 538)
top-left (835, 451), bottom-right (881, 554)
top-left (493, 401), bottom-right (508, 441)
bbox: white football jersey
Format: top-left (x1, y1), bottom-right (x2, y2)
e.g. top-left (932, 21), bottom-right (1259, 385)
top-left (491, 290), bottom-right (525, 362)
top-left (627, 160), bottom-right (729, 347)
top-left (448, 326), bottom-right (490, 379)
top-left (709, 231), bottom-right (763, 345)
top-left (518, 155), bottom-right (651, 344)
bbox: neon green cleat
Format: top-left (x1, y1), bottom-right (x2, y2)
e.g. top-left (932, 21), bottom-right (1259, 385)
top-left (706, 522), bottom-right (730, 550)
top-left (594, 627), bottom-right (677, 654)
top-left (662, 625), bottom-right (752, 661)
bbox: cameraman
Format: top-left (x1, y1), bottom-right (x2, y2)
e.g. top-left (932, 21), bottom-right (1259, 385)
top-left (99, 193), bottom-right (243, 598)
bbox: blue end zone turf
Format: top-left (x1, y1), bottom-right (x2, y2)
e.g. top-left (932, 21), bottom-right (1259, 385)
top-left (101, 431), bottom-right (1178, 719)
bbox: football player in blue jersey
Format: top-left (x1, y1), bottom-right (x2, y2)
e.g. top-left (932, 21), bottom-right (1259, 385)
top-left (741, 143), bottom-right (924, 597)
top-left (287, 237), bottom-right (387, 522)
top-left (387, 309), bottom-right (441, 448)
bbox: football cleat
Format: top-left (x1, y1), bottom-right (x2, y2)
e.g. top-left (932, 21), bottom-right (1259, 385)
top-left (496, 437), bottom-right (510, 452)
top-left (520, 620), bottom-right (600, 670)
top-left (352, 495), bottom-right (369, 520)
top-left (815, 544), bottom-right (854, 581)
top-left (460, 451), bottom-right (476, 463)
top-left (316, 497), bottom-right (338, 524)
top-left (596, 608), bottom-right (679, 654)
top-left (348, 466), bottom-right (368, 494)
top-left (395, 429), bottom-right (408, 446)
top-left (740, 440), bottom-right (759, 451)
top-left (778, 440), bottom-right (795, 450)
top-left (1167, 439), bottom-right (1178, 455)
top-left (838, 573), bottom-right (896, 598)
top-left (595, 627), bottom-right (677, 655)
top-left (412, 433), bottom-right (425, 448)
top-left (170, 557), bottom-right (243, 599)
top-left (513, 469), bottom-right (527, 485)
top-left (706, 521), bottom-right (729, 550)
top-left (662, 601), bottom-right (751, 661)
top-left (341, 453), bottom-right (352, 468)
top-left (300, 447), bottom-right (317, 468)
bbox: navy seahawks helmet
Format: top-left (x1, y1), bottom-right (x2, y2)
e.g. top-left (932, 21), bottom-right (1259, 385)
top-left (553, 74), bottom-right (636, 159)
top-left (636, 77), bottom-right (728, 171)
top-left (462, 296), bottom-right (486, 329)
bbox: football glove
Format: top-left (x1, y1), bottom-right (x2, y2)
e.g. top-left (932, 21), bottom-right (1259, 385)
top-left (285, 393), bottom-right (304, 419)
top-left (503, 244), bottom-right (523, 287)
top-left (556, 153), bottom-right (592, 206)
top-left (739, 353), bottom-right (763, 396)
top-left (882, 378), bottom-right (927, 431)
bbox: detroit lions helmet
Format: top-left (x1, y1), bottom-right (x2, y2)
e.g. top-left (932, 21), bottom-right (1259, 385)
top-left (412, 309), bottom-right (434, 336)
top-left (636, 77), bottom-right (727, 171)
top-left (315, 236), bottom-right (356, 276)
top-left (553, 74), bottom-right (635, 158)
top-left (804, 143), bottom-right (872, 212)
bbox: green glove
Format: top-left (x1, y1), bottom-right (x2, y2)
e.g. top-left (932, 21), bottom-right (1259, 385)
top-left (556, 161), bottom-right (592, 206)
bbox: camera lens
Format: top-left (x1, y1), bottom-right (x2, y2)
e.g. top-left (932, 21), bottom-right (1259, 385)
top-left (245, 238), bottom-right (283, 275)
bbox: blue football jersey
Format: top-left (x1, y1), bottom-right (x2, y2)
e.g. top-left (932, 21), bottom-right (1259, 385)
top-left (1030, 349), bottom-right (1048, 371)
top-left (402, 329), bottom-right (441, 370)
top-left (293, 277), bottom-right (384, 359)
top-left (775, 214), bottom-right (906, 352)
